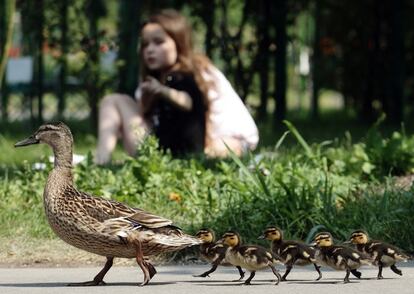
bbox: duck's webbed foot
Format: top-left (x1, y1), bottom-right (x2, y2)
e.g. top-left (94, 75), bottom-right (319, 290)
top-left (281, 264), bottom-right (292, 281)
top-left (269, 264), bottom-right (281, 285)
top-left (193, 273), bottom-right (210, 278)
top-left (243, 271), bottom-right (255, 285)
top-left (147, 262), bottom-right (157, 279)
top-left (377, 262), bottom-right (384, 279)
top-left (314, 264), bottom-right (322, 281)
top-left (67, 280), bottom-right (107, 286)
top-left (193, 264), bottom-right (217, 278)
top-left (391, 264), bottom-right (402, 276)
top-left (232, 266), bottom-right (245, 281)
top-left (67, 256), bottom-right (114, 286)
top-left (351, 269), bottom-right (362, 279)
top-left (344, 269), bottom-right (351, 283)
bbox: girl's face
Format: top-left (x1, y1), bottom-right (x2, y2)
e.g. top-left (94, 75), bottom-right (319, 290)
top-left (141, 23), bottom-right (178, 73)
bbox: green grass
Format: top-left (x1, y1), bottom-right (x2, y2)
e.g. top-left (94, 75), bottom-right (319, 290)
top-left (1, 116), bottom-right (414, 255)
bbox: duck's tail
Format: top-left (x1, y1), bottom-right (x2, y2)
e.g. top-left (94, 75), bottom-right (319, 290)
top-left (151, 232), bottom-right (204, 251)
top-left (394, 252), bottom-right (411, 262)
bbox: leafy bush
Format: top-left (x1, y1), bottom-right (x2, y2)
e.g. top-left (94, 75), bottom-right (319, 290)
top-left (1, 124), bottom-right (414, 254)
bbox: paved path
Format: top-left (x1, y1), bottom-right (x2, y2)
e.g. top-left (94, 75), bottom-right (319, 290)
top-left (1, 262), bottom-right (413, 294)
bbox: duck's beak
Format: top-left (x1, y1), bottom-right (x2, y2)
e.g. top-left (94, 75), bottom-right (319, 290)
top-left (15, 135), bottom-right (39, 147)
top-left (257, 234), bottom-right (265, 240)
top-left (343, 240), bottom-right (352, 244)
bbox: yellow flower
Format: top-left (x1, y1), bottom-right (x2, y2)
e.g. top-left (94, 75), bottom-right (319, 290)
top-left (168, 192), bottom-right (182, 203)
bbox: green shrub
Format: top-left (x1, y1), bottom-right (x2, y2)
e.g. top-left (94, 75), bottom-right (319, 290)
top-left (1, 124), bottom-right (414, 254)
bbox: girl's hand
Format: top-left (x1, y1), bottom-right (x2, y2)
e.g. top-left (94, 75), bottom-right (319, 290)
top-left (141, 76), bottom-right (163, 97)
top-left (140, 76), bottom-right (164, 113)
top-left (141, 75), bottom-right (193, 112)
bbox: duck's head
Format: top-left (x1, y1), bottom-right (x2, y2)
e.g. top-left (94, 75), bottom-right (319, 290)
top-left (349, 230), bottom-right (369, 245)
top-left (258, 226), bottom-right (283, 241)
top-left (15, 122), bottom-right (73, 149)
top-left (313, 232), bottom-right (334, 247)
top-left (195, 228), bottom-right (215, 243)
top-left (219, 231), bottom-right (241, 248)
top-left (15, 122), bottom-right (74, 168)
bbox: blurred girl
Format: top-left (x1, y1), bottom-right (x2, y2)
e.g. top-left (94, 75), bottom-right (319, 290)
top-left (95, 10), bottom-right (258, 164)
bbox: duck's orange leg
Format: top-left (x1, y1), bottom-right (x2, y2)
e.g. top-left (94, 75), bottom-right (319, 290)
top-left (135, 240), bottom-right (152, 286)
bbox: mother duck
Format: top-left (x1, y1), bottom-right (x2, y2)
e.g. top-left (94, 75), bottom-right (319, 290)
top-left (15, 122), bottom-right (202, 286)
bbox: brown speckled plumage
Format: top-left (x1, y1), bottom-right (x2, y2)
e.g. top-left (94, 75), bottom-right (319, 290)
top-left (15, 122), bottom-right (202, 286)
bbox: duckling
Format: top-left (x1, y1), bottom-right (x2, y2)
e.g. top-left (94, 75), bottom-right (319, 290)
top-left (349, 230), bottom-right (411, 279)
top-left (313, 232), bottom-right (371, 283)
top-left (14, 122), bottom-right (202, 286)
top-left (259, 227), bottom-right (322, 281)
top-left (219, 231), bottom-right (281, 285)
top-left (194, 228), bottom-right (245, 280)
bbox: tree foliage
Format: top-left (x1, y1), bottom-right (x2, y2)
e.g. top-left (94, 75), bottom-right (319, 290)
top-left (2, 0), bottom-right (413, 126)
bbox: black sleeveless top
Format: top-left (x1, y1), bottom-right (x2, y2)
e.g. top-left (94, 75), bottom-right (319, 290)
top-left (149, 71), bottom-right (206, 155)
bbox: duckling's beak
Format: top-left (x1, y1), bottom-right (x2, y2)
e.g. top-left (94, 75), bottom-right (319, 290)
top-left (257, 234), bottom-right (265, 240)
top-left (15, 135), bottom-right (39, 147)
top-left (310, 241), bottom-right (317, 246)
top-left (343, 240), bottom-right (352, 244)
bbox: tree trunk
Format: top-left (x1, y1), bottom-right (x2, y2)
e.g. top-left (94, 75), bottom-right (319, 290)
top-left (35, 0), bottom-right (45, 124)
top-left (203, 0), bottom-right (215, 57)
top-left (257, 0), bottom-right (270, 120)
top-left (0, 0), bottom-right (16, 121)
top-left (311, 1), bottom-right (320, 120)
top-left (87, 1), bottom-right (100, 133)
top-left (117, 0), bottom-right (141, 96)
top-left (362, 0), bottom-right (379, 123)
top-left (389, 0), bottom-right (404, 123)
top-left (273, 0), bottom-right (287, 122)
top-left (57, 0), bottom-right (68, 119)
top-left (218, 0), bottom-right (231, 76)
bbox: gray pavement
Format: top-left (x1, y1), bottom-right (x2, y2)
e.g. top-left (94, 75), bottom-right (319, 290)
top-left (1, 262), bottom-right (413, 294)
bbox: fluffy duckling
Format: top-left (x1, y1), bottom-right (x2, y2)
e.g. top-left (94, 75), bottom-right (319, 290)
top-left (259, 227), bottom-right (322, 281)
top-left (15, 122), bottom-right (202, 286)
top-left (349, 230), bottom-right (411, 279)
top-left (313, 232), bottom-right (371, 283)
top-left (220, 231), bottom-right (281, 285)
top-left (194, 228), bottom-right (244, 280)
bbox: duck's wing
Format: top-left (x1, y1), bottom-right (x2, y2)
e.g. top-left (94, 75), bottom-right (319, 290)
top-left (337, 246), bottom-right (373, 264)
top-left (374, 241), bottom-right (411, 261)
top-left (126, 208), bottom-right (173, 228)
top-left (70, 188), bottom-right (173, 228)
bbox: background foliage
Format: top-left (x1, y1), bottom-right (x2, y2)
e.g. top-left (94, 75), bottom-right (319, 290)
top-left (1, 0), bottom-right (414, 127)
top-left (1, 122), bottom-right (414, 253)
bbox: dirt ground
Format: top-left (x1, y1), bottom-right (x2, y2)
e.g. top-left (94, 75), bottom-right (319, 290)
top-left (0, 237), bottom-right (195, 268)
